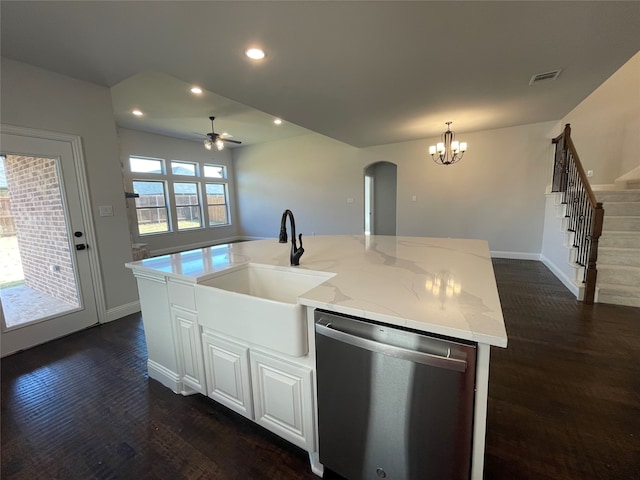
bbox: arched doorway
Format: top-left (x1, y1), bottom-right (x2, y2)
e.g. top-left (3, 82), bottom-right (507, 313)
top-left (364, 161), bottom-right (397, 235)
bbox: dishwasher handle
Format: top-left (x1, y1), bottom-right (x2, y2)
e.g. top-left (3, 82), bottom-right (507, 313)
top-left (315, 322), bottom-right (467, 373)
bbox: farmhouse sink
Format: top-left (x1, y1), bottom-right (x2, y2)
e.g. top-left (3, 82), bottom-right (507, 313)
top-left (195, 263), bottom-right (334, 356)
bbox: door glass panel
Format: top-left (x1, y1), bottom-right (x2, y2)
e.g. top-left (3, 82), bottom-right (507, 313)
top-left (0, 155), bottom-right (80, 329)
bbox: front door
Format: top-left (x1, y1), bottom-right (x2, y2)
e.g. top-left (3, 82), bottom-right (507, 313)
top-left (0, 131), bottom-right (98, 355)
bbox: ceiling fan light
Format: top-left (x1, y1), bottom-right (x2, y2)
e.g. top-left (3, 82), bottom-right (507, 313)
top-left (215, 139), bottom-right (225, 151)
top-left (204, 138), bottom-right (213, 150)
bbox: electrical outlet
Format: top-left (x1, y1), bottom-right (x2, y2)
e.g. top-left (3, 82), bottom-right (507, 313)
top-left (587, 170), bottom-right (594, 177)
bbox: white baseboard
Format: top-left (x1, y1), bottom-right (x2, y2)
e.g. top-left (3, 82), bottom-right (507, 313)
top-left (238, 235), bottom-right (270, 241)
top-left (540, 254), bottom-right (582, 298)
top-left (147, 360), bottom-right (181, 393)
top-left (490, 251), bottom-right (541, 261)
top-left (103, 300), bottom-right (141, 323)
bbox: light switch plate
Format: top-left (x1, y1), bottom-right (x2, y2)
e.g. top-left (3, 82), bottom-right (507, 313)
top-left (99, 205), bottom-right (114, 217)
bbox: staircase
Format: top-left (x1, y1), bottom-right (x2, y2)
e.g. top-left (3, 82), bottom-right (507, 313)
top-left (595, 189), bottom-right (640, 307)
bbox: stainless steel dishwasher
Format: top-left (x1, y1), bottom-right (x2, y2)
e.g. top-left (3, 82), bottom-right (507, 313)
top-left (315, 310), bottom-right (476, 480)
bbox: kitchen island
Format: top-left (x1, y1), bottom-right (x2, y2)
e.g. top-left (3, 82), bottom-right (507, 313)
top-left (126, 235), bottom-right (507, 479)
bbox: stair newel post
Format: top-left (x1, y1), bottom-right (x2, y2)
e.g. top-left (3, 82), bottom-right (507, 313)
top-left (561, 124), bottom-right (571, 194)
top-left (584, 202), bottom-right (604, 305)
top-left (551, 123), bottom-right (571, 194)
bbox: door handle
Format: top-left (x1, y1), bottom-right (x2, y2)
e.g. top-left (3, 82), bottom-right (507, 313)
top-left (315, 322), bottom-right (468, 372)
top-left (75, 243), bottom-right (88, 251)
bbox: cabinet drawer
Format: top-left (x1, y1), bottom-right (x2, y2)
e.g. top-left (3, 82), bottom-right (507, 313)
top-left (168, 280), bottom-right (196, 310)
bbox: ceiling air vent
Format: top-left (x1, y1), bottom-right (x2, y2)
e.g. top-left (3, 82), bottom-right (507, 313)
top-left (529, 69), bottom-right (562, 85)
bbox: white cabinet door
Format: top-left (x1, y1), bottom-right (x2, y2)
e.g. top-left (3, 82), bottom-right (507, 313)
top-left (173, 308), bottom-right (206, 394)
top-left (250, 350), bottom-right (315, 451)
top-left (202, 332), bottom-right (253, 419)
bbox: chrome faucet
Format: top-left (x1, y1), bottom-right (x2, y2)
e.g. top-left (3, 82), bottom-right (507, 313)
top-left (279, 209), bottom-right (304, 266)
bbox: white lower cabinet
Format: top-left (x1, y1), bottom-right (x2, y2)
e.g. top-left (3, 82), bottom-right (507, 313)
top-left (172, 307), bottom-right (206, 394)
top-left (250, 350), bottom-right (315, 451)
top-left (200, 332), bottom-right (315, 452)
top-left (201, 332), bottom-right (253, 419)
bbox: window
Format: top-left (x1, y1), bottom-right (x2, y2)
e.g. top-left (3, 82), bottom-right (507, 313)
top-left (206, 183), bottom-right (229, 226)
top-left (171, 161), bottom-right (197, 176)
top-left (174, 182), bottom-right (202, 230)
top-left (131, 157), bottom-right (164, 174)
top-left (132, 180), bottom-right (169, 234)
top-left (127, 156), bottom-right (231, 237)
top-left (204, 164), bottom-right (225, 178)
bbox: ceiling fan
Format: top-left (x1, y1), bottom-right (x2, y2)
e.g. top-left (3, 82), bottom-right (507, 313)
top-left (202, 116), bottom-right (242, 151)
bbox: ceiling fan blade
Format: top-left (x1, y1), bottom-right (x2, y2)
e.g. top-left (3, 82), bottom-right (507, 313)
top-left (223, 139), bottom-right (242, 145)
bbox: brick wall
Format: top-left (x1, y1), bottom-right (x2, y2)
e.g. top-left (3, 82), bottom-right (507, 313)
top-left (5, 155), bottom-right (79, 306)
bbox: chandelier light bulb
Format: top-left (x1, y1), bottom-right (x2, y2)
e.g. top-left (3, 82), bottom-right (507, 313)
top-left (204, 138), bottom-right (213, 150)
top-left (215, 139), bottom-right (225, 151)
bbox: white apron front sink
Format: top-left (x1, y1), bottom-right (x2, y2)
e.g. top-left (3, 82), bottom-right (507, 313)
top-left (195, 263), bottom-right (333, 356)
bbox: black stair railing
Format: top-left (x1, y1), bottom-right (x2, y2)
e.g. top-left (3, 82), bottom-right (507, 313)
top-left (551, 124), bottom-right (604, 304)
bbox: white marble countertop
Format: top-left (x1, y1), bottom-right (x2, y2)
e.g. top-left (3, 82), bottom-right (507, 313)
top-left (126, 235), bottom-right (508, 347)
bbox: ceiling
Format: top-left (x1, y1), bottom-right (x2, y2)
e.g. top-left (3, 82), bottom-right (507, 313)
top-left (1, 1), bottom-right (639, 148)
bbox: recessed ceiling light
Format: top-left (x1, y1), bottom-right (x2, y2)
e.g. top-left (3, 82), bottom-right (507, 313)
top-left (273, 118), bottom-right (283, 125)
top-left (132, 109), bottom-right (143, 116)
top-left (246, 48), bottom-right (265, 60)
top-left (190, 86), bottom-right (203, 94)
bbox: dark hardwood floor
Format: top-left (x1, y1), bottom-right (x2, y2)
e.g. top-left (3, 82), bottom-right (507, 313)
top-left (2, 259), bottom-right (639, 480)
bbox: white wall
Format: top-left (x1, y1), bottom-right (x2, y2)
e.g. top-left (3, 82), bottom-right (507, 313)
top-left (1, 57), bottom-right (137, 313)
top-left (561, 50), bottom-right (640, 184)
top-left (235, 134), bottom-right (363, 239)
top-left (234, 121), bottom-right (557, 256)
top-left (117, 128), bottom-right (239, 254)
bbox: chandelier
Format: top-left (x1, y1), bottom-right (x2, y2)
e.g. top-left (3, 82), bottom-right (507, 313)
top-left (429, 122), bottom-right (467, 165)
